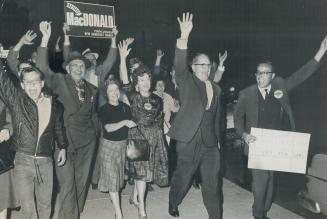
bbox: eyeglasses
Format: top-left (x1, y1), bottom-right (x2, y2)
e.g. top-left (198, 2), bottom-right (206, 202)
top-left (193, 63), bottom-right (211, 67)
top-left (255, 71), bottom-right (273, 76)
top-left (23, 80), bottom-right (42, 86)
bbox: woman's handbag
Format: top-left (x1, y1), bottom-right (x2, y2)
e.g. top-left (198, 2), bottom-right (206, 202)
top-left (0, 141), bottom-right (14, 175)
top-left (126, 127), bottom-right (150, 162)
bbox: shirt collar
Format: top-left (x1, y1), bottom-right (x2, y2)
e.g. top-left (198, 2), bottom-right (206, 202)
top-left (258, 84), bottom-right (271, 95)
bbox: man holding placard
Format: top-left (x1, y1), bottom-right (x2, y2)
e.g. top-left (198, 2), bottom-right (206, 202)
top-left (234, 36), bottom-right (327, 219)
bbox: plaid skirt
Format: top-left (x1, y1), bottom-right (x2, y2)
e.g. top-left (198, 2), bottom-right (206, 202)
top-left (98, 139), bottom-right (127, 192)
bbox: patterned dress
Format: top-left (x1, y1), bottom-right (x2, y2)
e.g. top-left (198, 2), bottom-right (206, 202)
top-left (128, 93), bottom-right (169, 186)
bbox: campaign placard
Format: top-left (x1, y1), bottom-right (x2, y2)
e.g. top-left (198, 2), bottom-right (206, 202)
top-left (248, 128), bottom-right (310, 174)
top-left (64, 1), bottom-right (115, 38)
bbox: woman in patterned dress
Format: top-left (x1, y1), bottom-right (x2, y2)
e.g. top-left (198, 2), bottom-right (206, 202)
top-left (118, 40), bottom-right (169, 219)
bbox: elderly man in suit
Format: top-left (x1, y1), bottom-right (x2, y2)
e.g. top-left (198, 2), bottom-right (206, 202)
top-left (168, 13), bottom-right (224, 219)
top-left (35, 22), bottom-right (99, 219)
top-left (234, 36), bottom-right (327, 219)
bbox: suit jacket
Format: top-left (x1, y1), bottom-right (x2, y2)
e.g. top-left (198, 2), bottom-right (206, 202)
top-left (168, 47), bottom-right (222, 144)
top-left (234, 58), bottom-right (320, 154)
top-left (36, 47), bottom-right (98, 150)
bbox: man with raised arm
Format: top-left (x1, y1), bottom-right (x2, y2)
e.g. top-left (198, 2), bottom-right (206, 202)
top-left (0, 61), bottom-right (67, 219)
top-left (36, 21), bottom-right (98, 219)
top-left (234, 36), bottom-right (327, 219)
top-left (168, 12), bottom-right (223, 219)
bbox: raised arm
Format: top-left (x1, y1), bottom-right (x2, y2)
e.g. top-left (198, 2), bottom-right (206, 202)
top-left (7, 30), bottom-right (37, 77)
top-left (153, 49), bottom-right (165, 77)
top-left (118, 39), bottom-right (133, 85)
top-left (62, 23), bottom-right (72, 61)
top-left (0, 60), bottom-right (20, 108)
top-left (210, 51), bottom-right (227, 83)
top-left (285, 35), bottom-right (327, 91)
top-left (96, 26), bottom-right (118, 80)
top-left (174, 12), bottom-right (193, 84)
top-left (36, 21), bottom-right (59, 91)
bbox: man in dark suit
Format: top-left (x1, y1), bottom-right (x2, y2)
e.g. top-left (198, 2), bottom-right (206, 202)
top-left (234, 36), bottom-right (327, 219)
top-left (36, 22), bottom-right (99, 219)
top-left (168, 13), bottom-right (223, 219)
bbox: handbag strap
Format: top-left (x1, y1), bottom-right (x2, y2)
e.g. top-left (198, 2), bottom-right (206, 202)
top-left (134, 126), bottom-right (147, 140)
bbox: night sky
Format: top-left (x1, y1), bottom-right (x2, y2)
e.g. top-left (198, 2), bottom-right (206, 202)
top-left (1, 0), bottom-right (327, 155)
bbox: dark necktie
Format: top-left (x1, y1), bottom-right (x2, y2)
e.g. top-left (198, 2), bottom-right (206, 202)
top-left (264, 89), bottom-right (269, 100)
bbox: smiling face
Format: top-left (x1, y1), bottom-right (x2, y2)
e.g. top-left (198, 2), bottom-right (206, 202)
top-left (155, 80), bottom-right (165, 96)
top-left (137, 73), bottom-right (151, 93)
top-left (256, 63), bottom-right (275, 88)
top-left (66, 59), bottom-right (86, 82)
top-left (106, 83), bottom-right (120, 105)
top-left (21, 71), bottom-right (44, 101)
top-left (191, 54), bottom-right (211, 82)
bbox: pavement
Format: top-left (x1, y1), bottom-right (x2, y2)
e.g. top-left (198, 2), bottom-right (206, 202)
top-left (11, 178), bottom-right (304, 219)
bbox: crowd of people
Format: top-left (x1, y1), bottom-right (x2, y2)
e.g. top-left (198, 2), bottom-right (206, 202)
top-left (0, 11), bottom-right (326, 219)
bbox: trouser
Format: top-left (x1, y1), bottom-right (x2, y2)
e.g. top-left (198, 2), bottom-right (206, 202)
top-left (54, 143), bottom-right (95, 219)
top-left (91, 138), bottom-right (101, 185)
top-left (14, 152), bottom-right (53, 219)
top-left (169, 131), bottom-right (222, 219)
top-left (251, 169), bottom-right (274, 218)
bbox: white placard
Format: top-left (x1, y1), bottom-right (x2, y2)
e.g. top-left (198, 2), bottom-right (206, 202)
top-left (248, 128), bottom-right (310, 174)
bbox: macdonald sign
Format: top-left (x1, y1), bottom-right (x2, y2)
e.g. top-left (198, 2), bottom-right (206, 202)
top-left (64, 1), bottom-right (115, 38)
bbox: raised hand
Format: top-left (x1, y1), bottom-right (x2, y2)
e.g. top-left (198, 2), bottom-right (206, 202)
top-left (219, 50), bottom-right (228, 66)
top-left (39, 21), bottom-right (52, 39)
top-left (118, 40), bottom-right (132, 60)
top-left (320, 35), bottom-right (327, 52)
top-left (112, 26), bottom-right (118, 38)
top-left (177, 12), bottom-right (193, 39)
top-left (125, 37), bottom-right (135, 46)
top-left (18, 30), bottom-right (37, 46)
top-left (62, 23), bottom-right (70, 35)
top-left (156, 49), bottom-right (165, 58)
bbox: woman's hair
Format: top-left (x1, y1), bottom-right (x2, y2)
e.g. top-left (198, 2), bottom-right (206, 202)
top-left (132, 65), bottom-right (152, 87)
top-left (103, 78), bottom-right (121, 100)
top-left (19, 66), bottom-right (44, 82)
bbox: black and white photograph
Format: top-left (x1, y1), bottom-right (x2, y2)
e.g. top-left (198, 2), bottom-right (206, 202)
top-left (0, 0), bottom-right (327, 218)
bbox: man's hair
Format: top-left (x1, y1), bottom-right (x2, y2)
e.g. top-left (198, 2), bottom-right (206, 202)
top-left (256, 61), bottom-right (275, 73)
top-left (190, 53), bottom-right (211, 65)
top-left (19, 66), bottom-right (45, 82)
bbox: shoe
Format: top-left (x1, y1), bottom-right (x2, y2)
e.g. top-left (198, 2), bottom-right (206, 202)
top-left (129, 196), bottom-right (139, 208)
top-left (148, 184), bottom-right (154, 192)
top-left (138, 209), bottom-right (147, 219)
top-left (91, 183), bottom-right (98, 190)
top-left (168, 204), bottom-right (179, 217)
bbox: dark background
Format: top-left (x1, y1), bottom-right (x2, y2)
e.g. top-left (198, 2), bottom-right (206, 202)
top-left (1, 0), bottom-right (327, 155)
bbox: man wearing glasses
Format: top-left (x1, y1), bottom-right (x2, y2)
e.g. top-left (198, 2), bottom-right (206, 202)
top-left (234, 36), bottom-right (327, 219)
top-left (168, 13), bottom-right (225, 219)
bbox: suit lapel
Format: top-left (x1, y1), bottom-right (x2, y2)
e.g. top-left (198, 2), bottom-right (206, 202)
top-left (253, 87), bottom-right (259, 127)
top-left (64, 75), bottom-right (81, 112)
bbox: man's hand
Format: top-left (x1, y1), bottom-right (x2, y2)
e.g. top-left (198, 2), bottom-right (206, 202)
top-left (320, 35), bottom-right (327, 52)
top-left (177, 12), bottom-right (193, 39)
top-left (124, 120), bottom-right (137, 128)
top-left (125, 37), bottom-right (135, 46)
top-left (19, 30), bottom-right (37, 46)
top-left (57, 149), bottom-right (66, 166)
top-left (0, 129), bottom-right (10, 143)
top-left (242, 133), bottom-right (256, 145)
top-left (156, 49), bottom-right (165, 58)
top-left (112, 26), bottom-right (118, 38)
top-left (314, 35), bottom-right (327, 62)
top-left (118, 40), bottom-right (132, 60)
top-left (39, 21), bottom-right (52, 40)
top-left (218, 51), bottom-right (228, 67)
